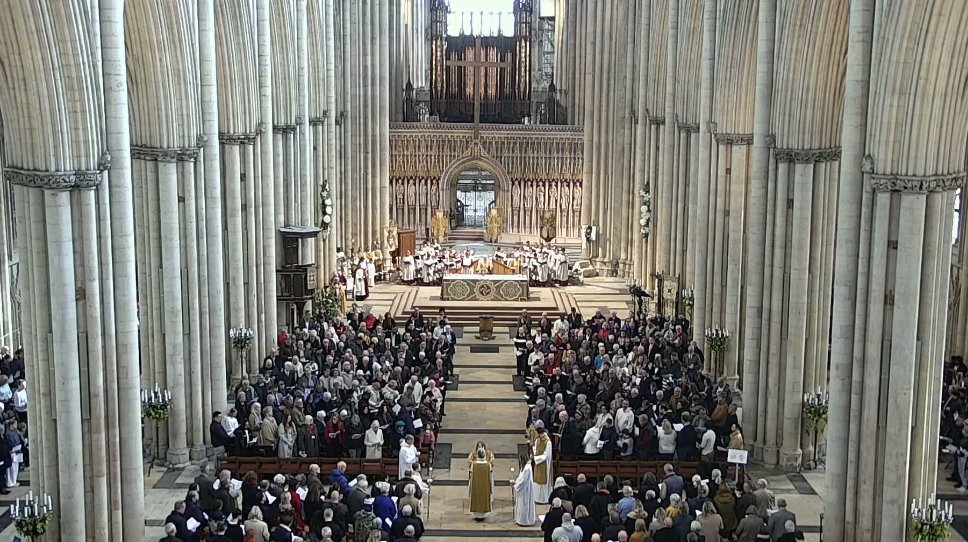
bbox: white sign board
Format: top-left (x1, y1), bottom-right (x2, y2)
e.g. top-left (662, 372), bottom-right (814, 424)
top-left (727, 448), bottom-right (749, 465)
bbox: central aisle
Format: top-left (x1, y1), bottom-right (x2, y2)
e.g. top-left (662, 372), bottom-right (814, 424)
top-left (420, 324), bottom-right (543, 541)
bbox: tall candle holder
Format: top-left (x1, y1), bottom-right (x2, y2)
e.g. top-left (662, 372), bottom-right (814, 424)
top-left (229, 326), bottom-right (254, 381)
top-left (910, 494), bottom-right (953, 542)
top-left (704, 327), bottom-right (730, 376)
top-left (142, 384), bottom-right (172, 467)
top-left (11, 492), bottom-right (54, 542)
top-left (801, 390), bottom-right (829, 470)
top-left (681, 287), bottom-right (694, 320)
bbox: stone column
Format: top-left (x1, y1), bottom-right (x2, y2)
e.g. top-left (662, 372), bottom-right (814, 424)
top-left (660, 0), bottom-right (678, 274)
top-left (692, 0), bottom-right (713, 333)
top-left (79, 187), bottom-right (109, 541)
top-left (242, 141), bottom-right (260, 371)
top-left (159, 158), bottom-right (189, 465)
top-left (180, 157), bottom-right (205, 459)
top-left (824, 0), bottom-right (873, 536)
top-left (223, 140), bottom-right (245, 379)
top-left (779, 162), bottom-right (811, 469)
top-left (101, 0), bottom-right (147, 536)
top-left (45, 188), bottom-right (87, 539)
top-left (194, 146), bottom-right (213, 444)
top-left (297, 0), bottom-right (312, 251)
top-left (325, 0), bottom-right (339, 271)
top-left (200, 0), bottom-right (228, 408)
top-left (259, 0), bottom-right (277, 347)
top-left (762, 158), bottom-right (788, 466)
top-left (740, 0), bottom-right (776, 446)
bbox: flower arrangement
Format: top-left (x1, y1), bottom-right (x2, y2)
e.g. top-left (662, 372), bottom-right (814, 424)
top-left (229, 327), bottom-right (254, 353)
top-left (681, 288), bottom-right (695, 309)
top-left (319, 182), bottom-right (333, 234)
top-left (318, 286), bottom-right (340, 320)
top-left (141, 386), bottom-right (171, 421)
top-left (705, 327), bottom-right (729, 354)
top-left (802, 401), bottom-right (828, 432)
top-left (911, 496), bottom-right (953, 542)
top-left (639, 184), bottom-right (652, 238)
top-left (12, 493), bottom-right (54, 541)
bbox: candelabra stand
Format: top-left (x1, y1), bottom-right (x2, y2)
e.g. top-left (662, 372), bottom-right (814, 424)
top-left (704, 327), bottom-right (730, 377)
top-left (681, 287), bottom-right (694, 321)
top-left (802, 391), bottom-right (829, 470)
top-left (142, 385), bottom-right (172, 472)
top-left (625, 278), bottom-right (651, 318)
top-left (229, 326), bottom-right (254, 382)
top-left (11, 492), bottom-right (54, 542)
top-left (910, 494), bottom-right (954, 542)
top-left (426, 466), bottom-right (434, 516)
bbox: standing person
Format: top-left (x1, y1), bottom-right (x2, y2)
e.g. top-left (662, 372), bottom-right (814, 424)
top-left (513, 454), bottom-right (536, 526)
top-left (398, 434), bottom-right (419, 480)
top-left (364, 420), bottom-right (385, 458)
top-left (698, 500), bottom-right (724, 542)
top-left (532, 422), bottom-right (554, 504)
top-left (3, 420), bottom-right (23, 489)
top-left (468, 445), bottom-right (494, 521)
top-left (277, 413), bottom-right (297, 458)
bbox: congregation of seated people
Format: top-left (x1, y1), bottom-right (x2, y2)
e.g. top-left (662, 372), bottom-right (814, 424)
top-left (176, 304), bottom-right (456, 542)
top-left (539, 470), bottom-right (804, 542)
top-left (162, 460), bottom-right (429, 542)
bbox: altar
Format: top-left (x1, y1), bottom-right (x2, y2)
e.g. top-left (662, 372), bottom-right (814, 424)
top-left (440, 273), bottom-right (530, 301)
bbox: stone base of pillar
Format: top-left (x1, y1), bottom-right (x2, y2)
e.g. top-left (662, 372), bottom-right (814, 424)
top-left (726, 374), bottom-right (739, 388)
top-left (167, 447), bottom-right (191, 468)
top-left (761, 445), bottom-right (780, 466)
top-left (779, 448), bottom-right (802, 470)
top-left (190, 445), bottom-right (207, 461)
top-left (751, 442), bottom-right (765, 462)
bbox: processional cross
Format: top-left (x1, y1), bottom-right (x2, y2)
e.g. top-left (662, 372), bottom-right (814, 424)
top-left (444, 36), bottom-right (514, 141)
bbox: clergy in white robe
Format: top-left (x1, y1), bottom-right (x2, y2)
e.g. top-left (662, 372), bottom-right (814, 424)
top-left (401, 253), bottom-right (416, 283)
top-left (537, 255), bottom-right (550, 284)
top-left (366, 257), bottom-right (377, 287)
top-left (461, 253), bottom-right (474, 275)
top-left (398, 435), bottom-right (419, 480)
top-left (354, 267), bottom-right (368, 300)
top-left (420, 255), bottom-right (434, 284)
top-left (555, 250), bottom-right (569, 285)
top-left (512, 459), bottom-right (536, 526)
top-left (532, 424), bottom-right (554, 504)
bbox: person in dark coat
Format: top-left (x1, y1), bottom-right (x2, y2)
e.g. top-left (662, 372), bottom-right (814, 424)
top-left (389, 504), bottom-right (424, 542)
top-left (588, 483), bottom-right (613, 525)
top-left (296, 415), bottom-right (320, 457)
top-left (195, 464), bottom-right (217, 512)
top-left (676, 413), bottom-right (698, 461)
top-left (210, 412), bottom-right (233, 451)
top-left (164, 501), bottom-right (191, 541)
top-left (572, 473), bottom-right (595, 510)
top-left (541, 499), bottom-right (566, 542)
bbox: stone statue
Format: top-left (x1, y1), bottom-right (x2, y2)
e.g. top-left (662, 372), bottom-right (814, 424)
top-left (430, 210), bottom-right (449, 242)
top-left (385, 222), bottom-right (399, 252)
top-left (539, 210), bottom-right (557, 242)
top-left (486, 208), bottom-right (503, 243)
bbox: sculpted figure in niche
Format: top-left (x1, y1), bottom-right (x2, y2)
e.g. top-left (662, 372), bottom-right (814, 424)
top-left (407, 179), bottom-right (417, 206)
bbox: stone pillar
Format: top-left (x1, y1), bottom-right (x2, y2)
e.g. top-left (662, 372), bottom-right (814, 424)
top-left (324, 0), bottom-right (339, 271)
top-left (223, 140), bottom-right (245, 379)
top-left (762, 158), bottom-right (787, 466)
top-left (181, 157), bottom-right (205, 459)
top-left (259, 0), bottom-right (277, 347)
top-left (45, 188), bottom-right (87, 539)
top-left (101, 0), bottom-right (147, 536)
top-left (741, 0), bottom-right (776, 448)
top-left (242, 141), bottom-right (260, 371)
top-left (194, 146), bottom-right (213, 445)
top-left (659, 0), bottom-right (678, 275)
top-left (200, 0), bottom-right (228, 408)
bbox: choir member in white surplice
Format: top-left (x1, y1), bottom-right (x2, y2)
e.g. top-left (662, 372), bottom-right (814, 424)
top-left (365, 257), bottom-right (376, 287)
top-left (398, 434), bottom-right (419, 480)
top-left (354, 266), bottom-right (368, 300)
top-left (420, 253), bottom-right (434, 284)
top-left (555, 248), bottom-right (569, 286)
top-left (512, 455), bottom-right (536, 526)
top-left (461, 251), bottom-right (474, 275)
top-left (401, 252), bottom-right (416, 284)
top-left (536, 253), bottom-right (550, 285)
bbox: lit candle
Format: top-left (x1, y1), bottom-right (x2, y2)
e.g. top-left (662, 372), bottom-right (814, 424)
top-left (46, 494), bottom-right (51, 510)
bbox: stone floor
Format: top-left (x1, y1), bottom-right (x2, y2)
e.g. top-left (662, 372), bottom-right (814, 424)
top-left (5, 277), bottom-right (968, 541)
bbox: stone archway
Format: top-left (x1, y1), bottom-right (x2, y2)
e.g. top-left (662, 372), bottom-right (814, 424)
top-left (439, 145), bottom-right (512, 229)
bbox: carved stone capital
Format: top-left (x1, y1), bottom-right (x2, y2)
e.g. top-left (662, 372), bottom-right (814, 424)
top-left (273, 124), bottom-right (298, 135)
top-left (295, 114), bottom-right (306, 125)
top-left (4, 167), bottom-right (104, 190)
top-left (647, 116), bottom-right (665, 126)
top-left (257, 122), bottom-right (268, 135)
top-left (310, 116), bottom-right (326, 126)
top-left (678, 122), bottom-right (700, 134)
top-left (869, 171), bottom-right (966, 193)
top-left (197, 134), bottom-right (210, 145)
top-left (774, 146), bottom-right (841, 164)
top-left (715, 133), bottom-right (754, 146)
top-left (219, 133), bottom-right (258, 145)
top-left (764, 134), bottom-right (777, 148)
top-left (862, 154), bottom-right (874, 173)
top-left (132, 145), bottom-right (201, 161)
